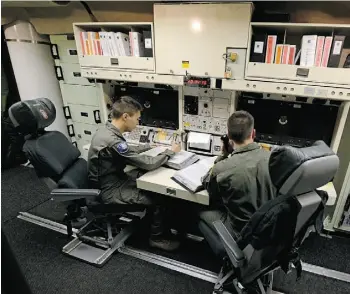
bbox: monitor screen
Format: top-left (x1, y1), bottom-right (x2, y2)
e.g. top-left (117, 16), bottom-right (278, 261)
top-left (113, 85), bottom-right (179, 130)
top-left (237, 95), bottom-right (339, 147)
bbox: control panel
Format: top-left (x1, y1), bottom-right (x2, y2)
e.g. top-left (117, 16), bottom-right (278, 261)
top-left (182, 87), bottom-right (234, 135)
top-left (124, 125), bottom-right (182, 147)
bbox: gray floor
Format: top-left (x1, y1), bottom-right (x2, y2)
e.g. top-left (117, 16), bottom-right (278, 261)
top-left (2, 166), bottom-right (350, 294)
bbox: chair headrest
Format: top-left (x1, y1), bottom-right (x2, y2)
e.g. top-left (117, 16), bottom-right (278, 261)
top-left (269, 141), bottom-right (339, 195)
top-left (8, 98), bottom-right (56, 135)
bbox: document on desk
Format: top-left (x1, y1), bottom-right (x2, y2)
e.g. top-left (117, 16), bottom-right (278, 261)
top-left (140, 146), bottom-right (200, 170)
top-left (171, 156), bottom-right (217, 193)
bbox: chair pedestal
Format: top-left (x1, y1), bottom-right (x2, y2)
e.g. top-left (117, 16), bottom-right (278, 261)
top-left (63, 210), bottom-right (145, 267)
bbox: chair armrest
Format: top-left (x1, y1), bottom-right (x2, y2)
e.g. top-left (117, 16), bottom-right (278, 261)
top-left (213, 220), bottom-right (246, 268)
top-left (51, 189), bottom-right (101, 202)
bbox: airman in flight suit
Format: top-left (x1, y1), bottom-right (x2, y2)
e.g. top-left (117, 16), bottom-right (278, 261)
top-left (88, 96), bottom-right (181, 251)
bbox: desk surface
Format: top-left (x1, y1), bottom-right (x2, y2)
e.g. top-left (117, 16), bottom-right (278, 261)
top-left (137, 167), bottom-right (209, 206)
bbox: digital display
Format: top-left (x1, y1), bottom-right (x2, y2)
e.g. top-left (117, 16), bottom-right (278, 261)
top-left (113, 85), bottom-right (179, 130)
top-left (184, 76), bottom-right (210, 88)
top-left (237, 94), bottom-right (339, 147)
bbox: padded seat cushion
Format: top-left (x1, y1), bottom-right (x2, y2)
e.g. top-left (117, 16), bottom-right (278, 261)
top-left (58, 158), bottom-right (88, 189)
top-left (269, 141), bottom-right (336, 194)
top-left (23, 131), bottom-right (81, 179)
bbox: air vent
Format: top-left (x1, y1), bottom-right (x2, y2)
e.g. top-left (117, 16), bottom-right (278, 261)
top-left (242, 92), bottom-right (263, 99)
top-left (296, 97), bottom-right (308, 103)
top-left (329, 100), bottom-right (342, 106)
top-left (312, 98), bottom-right (327, 105)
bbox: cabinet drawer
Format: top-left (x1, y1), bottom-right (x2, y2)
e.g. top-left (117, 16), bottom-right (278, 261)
top-left (60, 84), bottom-right (100, 107)
top-left (74, 122), bottom-right (99, 146)
top-left (55, 63), bottom-right (91, 85)
top-left (64, 104), bottom-right (102, 125)
top-left (79, 55), bottom-right (155, 72)
top-left (246, 63), bottom-right (350, 87)
top-left (50, 35), bottom-right (79, 64)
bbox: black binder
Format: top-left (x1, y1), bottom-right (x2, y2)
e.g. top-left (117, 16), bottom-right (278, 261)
top-left (328, 35), bottom-right (346, 68)
top-left (250, 34), bottom-right (267, 63)
top-left (143, 31), bottom-right (153, 57)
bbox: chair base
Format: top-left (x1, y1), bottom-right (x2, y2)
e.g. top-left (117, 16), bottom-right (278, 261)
top-left (63, 211), bottom-right (145, 267)
top-left (213, 264), bottom-right (283, 294)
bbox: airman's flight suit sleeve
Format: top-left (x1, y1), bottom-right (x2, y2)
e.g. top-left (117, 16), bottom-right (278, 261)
top-left (202, 163), bottom-right (224, 207)
top-left (128, 144), bottom-right (152, 154)
top-left (112, 141), bottom-right (175, 171)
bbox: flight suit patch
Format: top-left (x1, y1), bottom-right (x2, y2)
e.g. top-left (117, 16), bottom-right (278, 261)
top-left (116, 142), bottom-right (129, 154)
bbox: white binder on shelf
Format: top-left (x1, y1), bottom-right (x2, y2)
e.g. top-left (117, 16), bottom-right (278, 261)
top-left (116, 32), bottom-right (131, 56)
top-left (129, 32), bottom-right (145, 57)
top-left (300, 35), bottom-right (317, 67)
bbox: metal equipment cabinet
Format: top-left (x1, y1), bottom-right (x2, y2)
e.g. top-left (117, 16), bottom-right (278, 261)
top-left (153, 2), bottom-right (252, 79)
top-left (245, 23), bottom-right (350, 88)
top-left (50, 34), bottom-right (105, 160)
top-left (72, 22), bottom-right (155, 75)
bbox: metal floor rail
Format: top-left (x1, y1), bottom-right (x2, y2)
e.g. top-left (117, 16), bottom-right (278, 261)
top-left (17, 212), bottom-right (350, 284)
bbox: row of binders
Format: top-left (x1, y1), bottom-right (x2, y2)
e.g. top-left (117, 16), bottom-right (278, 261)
top-left (79, 31), bottom-right (153, 57)
top-left (251, 34), bottom-right (348, 68)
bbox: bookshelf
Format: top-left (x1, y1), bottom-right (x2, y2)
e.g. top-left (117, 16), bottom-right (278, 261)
top-left (73, 22), bottom-right (155, 73)
top-left (245, 22), bottom-right (350, 88)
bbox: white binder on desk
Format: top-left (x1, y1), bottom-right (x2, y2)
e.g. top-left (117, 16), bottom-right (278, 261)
top-left (171, 156), bottom-right (217, 193)
top-left (140, 146), bottom-right (200, 170)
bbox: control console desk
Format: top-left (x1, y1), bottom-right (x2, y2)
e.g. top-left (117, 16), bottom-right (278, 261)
top-left (136, 166), bottom-right (209, 206)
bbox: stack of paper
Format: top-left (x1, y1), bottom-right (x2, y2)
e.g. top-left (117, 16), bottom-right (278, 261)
top-left (187, 132), bottom-right (212, 152)
top-left (140, 146), bottom-right (200, 170)
top-left (171, 156), bottom-right (217, 193)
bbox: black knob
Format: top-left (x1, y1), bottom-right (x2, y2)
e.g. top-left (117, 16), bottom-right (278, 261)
top-left (204, 103), bottom-right (208, 108)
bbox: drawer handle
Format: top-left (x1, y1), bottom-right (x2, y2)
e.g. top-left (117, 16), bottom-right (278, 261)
top-left (73, 72), bottom-right (81, 77)
top-left (68, 49), bottom-right (78, 56)
top-left (296, 68), bottom-right (309, 77)
top-left (166, 188), bottom-right (176, 196)
top-left (110, 58), bottom-right (119, 65)
top-left (81, 112), bottom-right (89, 117)
top-left (50, 44), bottom-right (60, 59)
top-left (63, 106), bottom-right (71, 119)
top-left (54, 66), bottom-right (64, 81)
top-left (67, 124), bottom-right (75, 137)
top-left (93, 110), bottom-right (102, 124)
top-left (84, 130), bottom-right (92, 135)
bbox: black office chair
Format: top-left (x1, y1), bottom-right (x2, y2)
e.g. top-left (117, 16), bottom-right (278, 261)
top-left (199, 141), bottom-right (339, 294)
top-left (9, 98), bottom-right (146, 267)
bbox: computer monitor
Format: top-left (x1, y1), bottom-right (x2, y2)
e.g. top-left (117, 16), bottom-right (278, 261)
top-left (113, 84), bottom-right (179, 130)
top-left (237, 94), bottom-right (339, 147)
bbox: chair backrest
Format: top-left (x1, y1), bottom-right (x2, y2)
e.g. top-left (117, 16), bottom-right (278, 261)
top-left (235, 141), bottom-right (339, 284)
top-left (8, 98), bottom-right (88, 189)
